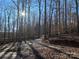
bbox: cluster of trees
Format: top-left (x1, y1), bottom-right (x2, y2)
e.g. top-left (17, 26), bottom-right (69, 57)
top-left (0, 0), bottom-right (79, 41)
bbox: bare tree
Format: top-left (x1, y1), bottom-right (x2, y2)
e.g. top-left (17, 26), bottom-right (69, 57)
top-left (17, 0), bottom-right (22, 56)
top-left (32, 13), bottom-right (35, 39)
top-left (0, 16), bottom-right (1, 31)
top-left (44, 0), bottom-right (47, 39)
top-left (7, 10), bottom-right (11, 40)
top-left (17, 0), bottom-right (20, 40)
top-left (12, 9), bottom-right (16, 41)
top-left (69, 1), bottom-right (72, 33)
top-left (21, 0), bottom-right (25, 39)
top-left (27, 0), bottom-right (31, 39)
top-left (58, 0), bottom-right (60, 35)
top-left (75, 0), bottom-right (79, 33)
top-left (23, 0), bottom-right (27, 40)
top-left (64, 0), bottom-right (67, 33)
top-left (55, 0), bottom-right (58, 35)
top-left (38, 0), bottom-right (41, 38)
top-left (48, 0), bottom-right (53, 37)
top-left (4, 10), bottom-right (7, 43)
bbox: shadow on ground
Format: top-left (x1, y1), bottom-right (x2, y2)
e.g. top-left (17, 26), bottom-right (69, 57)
top-left (29, 44), bottom-right (45, 59)
top-left (49, 38), bottom-right (79, 48)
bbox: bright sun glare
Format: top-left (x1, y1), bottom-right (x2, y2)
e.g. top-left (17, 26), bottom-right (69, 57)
top-left (21, 11), bottom-right (25, 16)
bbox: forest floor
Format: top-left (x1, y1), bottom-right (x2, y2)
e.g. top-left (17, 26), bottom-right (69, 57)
top-left (0, 35), bottom-right (79, 59)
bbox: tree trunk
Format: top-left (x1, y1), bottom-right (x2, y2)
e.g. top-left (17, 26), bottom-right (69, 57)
top-left (49, 0), bottom-right (53, 37)
top-left (38, 0), bottom-right (41, 38)
top-left (75, 0), bottom-right (79, 33)
top-left (64, 0), bottom-right (67, 33)
top-left (44, 0), bottom-right (47, 39)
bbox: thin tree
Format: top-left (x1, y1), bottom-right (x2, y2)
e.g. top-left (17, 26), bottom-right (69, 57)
top-left (44, 0), bottom-right (47, 39)
top-left (49, 0), bottom-right (53, 37)
top-left (17, 0), bottom-right (20, 40)
top-left (12, 10), bottom-right (16, 41)
top-left (17, 0), bottom-right (22, 56)
top-left (75, 0), bottom-right (79, 33)
top-left (64, 0), bottom-right (67, 33)
top-left (32, 13), bottom-right (35, 39)
top-left (69, 2), bottom-right (72, 33)
top-left (27, 0), bottom-right (31, 39)
top-left (58, 0), bottom-right (60, 35)
top-left (7, 10), bottom-right (11, 41)
top-left (55, 0), bottom-right (60, 35)
top-left (23, 0), bottom-right (27, 41)
top-left (61, 1), bottom-right (64, 33)
top-left (38, 0), bottom-right (41, 38)
top-left (0, 9), bottom-right (2, 32)
top-left (21, 0), bottom-right (25, 39)
top-left (55, 0), bottom-right (58, 35)
top-left (4, 10), bottom-right (6, 43)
